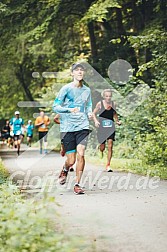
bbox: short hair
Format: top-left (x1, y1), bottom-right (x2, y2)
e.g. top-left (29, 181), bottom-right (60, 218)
top-left (101, 89), bottom-right (112, 98)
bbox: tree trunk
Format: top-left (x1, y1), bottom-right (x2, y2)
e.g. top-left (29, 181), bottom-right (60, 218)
top-left (99, 20), bottom-right (113, 39)
top-left (16, 64), bottom-right (34, 101)
top-left (115, 7), bottom-right (126, 44)
top-left (84, 0), bottom-right (98, 63)
top-left (161, 0), bottom-right (167, 30)
top-left (87, 22), bottom-right (98, 62)
top-left (140, 0), bottom-right (153, 29)
top-left (131, 0), bottom-right (137, 32)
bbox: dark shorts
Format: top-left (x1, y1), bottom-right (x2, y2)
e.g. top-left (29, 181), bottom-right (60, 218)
top-left (14, 135), bottom-right (22, 141)
top-left (61, 129), bottom-right (90, 154)
top-left (27, 134), bottom-right (33, 138)
top-left (97, 131), bottom-right (115, 144)
top-left (97, 125), bottom-right (115, 144)
top-left (39, 131), bottom-right (48, 142)
top-left (1, 133), bottom-right (10, 140)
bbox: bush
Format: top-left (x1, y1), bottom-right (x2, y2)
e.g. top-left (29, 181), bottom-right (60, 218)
top-left (112, 140), bottom-right (136, 159)
top-left (0, 161), bottom-right (77, 252)
top-left (0, 158), bottom-right (9, 184)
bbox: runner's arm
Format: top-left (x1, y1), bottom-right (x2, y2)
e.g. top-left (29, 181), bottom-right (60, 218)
top-left (53, 87), bottom-right (70, 113)
top-left (113, 112), bottom-right (121, 125)
top-left (35, 118), bottom-right (44, 127)
top-left (113, 103), bottom-right (121, 125)
top-left (54, 114), bottom-right (60, 124)
top-left (46, 117), bottom-right (50, 126)
top-left (22, 119), bottom-right (25, 128)
top-left (9, 119), bottom-right (13, 131)
top-left (85, 93), bottom-right (93, 118)
top-left (92, 102), bottom-right (101, 127)
top-left (2, 126), bottom-right (7, 133)
top-left (53, 87), bottom-right (79, 113)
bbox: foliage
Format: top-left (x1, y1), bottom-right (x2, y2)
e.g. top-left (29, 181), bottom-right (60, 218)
top-left (0, 158), bottom-right (9, 184)
top-left (126, 24), bottom-right (167, 169)
top-left (81, 0), bottom-right (121, 23)
top-left (0, 160), bottom-right (78, 252)
top-left (0, 0), bottom-right (167, 172)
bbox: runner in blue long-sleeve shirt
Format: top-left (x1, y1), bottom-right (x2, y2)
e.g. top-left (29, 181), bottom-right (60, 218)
top-left (53, 62), bottom-right (92, 194)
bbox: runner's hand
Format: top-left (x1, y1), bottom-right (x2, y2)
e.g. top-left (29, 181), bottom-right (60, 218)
top-left (69, 107), bottom-right (79, 113)
top-left (95, 121), bottom-right (100, 128)
top-left (54, 116), bottom-right (60, 124)
top-left (88, 113), bottom-right (93, 120)
top-left (116, 120), bottom-right (121, 126)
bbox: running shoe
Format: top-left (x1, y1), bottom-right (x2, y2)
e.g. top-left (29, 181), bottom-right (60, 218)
top-left (106, 165), bottom-right (113, 172)
top-left (40, 148), bottom-right (42, 154)
top-left (44, 149), bottom-right (48, 154)
top-left (59, 168), bottom-right (68, 185)
top-left (74, 184), bottom-right (85, 195)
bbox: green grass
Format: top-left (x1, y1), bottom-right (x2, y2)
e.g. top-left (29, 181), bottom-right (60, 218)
top-left (86, 150), bottom-right (167, 179)
top-left (86, 151), bottom-right (141, 170)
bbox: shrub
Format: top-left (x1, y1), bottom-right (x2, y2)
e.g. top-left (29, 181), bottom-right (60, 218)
top-left (0, 161), bottom-right (77, 252)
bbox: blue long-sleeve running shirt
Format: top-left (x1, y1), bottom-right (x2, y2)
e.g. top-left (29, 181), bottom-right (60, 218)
top-left (53, 82), bottom-right (92, 132)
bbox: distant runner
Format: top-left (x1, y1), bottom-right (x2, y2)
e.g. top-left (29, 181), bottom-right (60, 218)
top-left (10, 111), bottom-right (25, 155)
top-left (1, 120), bottom-right (10, 144)
top-left (93, 89), bottom-right (121, 172)
top-left (35, 110), bottom-right (50, 154)
top-left (26, 120), bottom-right (34, 147)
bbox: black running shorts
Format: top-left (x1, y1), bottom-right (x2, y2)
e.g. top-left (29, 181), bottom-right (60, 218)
top-left (14, 135), bottom-right (22, 141)
top-left (39, 131), bottom-right (48, 142)
top-left (61, 129), bottom-right (90, 154)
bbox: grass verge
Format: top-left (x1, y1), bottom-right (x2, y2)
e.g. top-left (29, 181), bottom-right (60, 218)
top-left (86, 150), bottom-right (167, 179)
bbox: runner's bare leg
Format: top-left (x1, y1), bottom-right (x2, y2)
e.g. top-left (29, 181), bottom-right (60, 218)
top-left (76, 144), bottom-right (85, 184)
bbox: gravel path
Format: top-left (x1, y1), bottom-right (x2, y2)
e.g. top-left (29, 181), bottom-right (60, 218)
top-left (1, 145), bottom-right (167, 252)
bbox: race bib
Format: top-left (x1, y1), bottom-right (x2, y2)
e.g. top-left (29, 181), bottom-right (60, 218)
top-left (102, 120), bottom-right (113, 128)
top-left (41, 124), bottom-right (46, 128)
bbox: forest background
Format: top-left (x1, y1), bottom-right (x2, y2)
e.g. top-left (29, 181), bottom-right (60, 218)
top-left (0, 0), bottom-right (166, 178)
